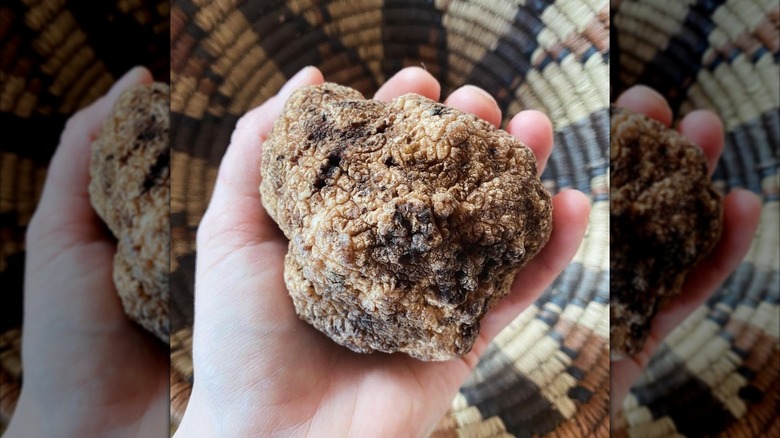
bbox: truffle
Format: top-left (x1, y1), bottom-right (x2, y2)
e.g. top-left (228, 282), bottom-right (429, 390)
top-left (89, 83), bottom-right (170, 343)
top-left (610, 107), bottom-right (723, 359)
top-left (260, 83), bottom-right (552, 361)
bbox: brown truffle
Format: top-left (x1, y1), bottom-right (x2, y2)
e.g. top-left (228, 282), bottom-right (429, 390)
top-left (610, 106), bottom-right (723, 359)
top-left (89, 83), bottom-right (170, 343)
top-left (260, 83), bottom-right (552, 361)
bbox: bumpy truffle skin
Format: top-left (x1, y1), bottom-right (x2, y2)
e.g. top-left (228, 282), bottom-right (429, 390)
top-left (610, 107), bottom-right (723, 359)
top-left (260, 83), bottom-right (552, 361)
top-left (89, 83), bottom-right (170, 343)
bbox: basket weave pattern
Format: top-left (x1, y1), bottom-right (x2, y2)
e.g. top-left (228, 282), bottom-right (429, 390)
top-left (170, 0), bottom-right (609, 435)
top-left (614, 1), bottom-right (780, 436)
top-left (0, 0), bottom-right (170, 430)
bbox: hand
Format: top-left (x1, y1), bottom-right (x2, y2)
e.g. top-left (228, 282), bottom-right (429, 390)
top-left (610, 86), bottom-right (762, 417)
top-left (176, 66), bottom-right (591, 436)
top-left (5, 67), bottom-right (169, 437)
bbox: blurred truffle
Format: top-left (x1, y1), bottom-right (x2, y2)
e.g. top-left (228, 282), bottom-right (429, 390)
top-left (610, 106), bottom-right (722, 359)
top-left (89, 83), bottom-right (170, 343)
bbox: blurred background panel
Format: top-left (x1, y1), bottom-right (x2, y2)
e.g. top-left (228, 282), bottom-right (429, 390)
top-left (0, 0), bottom-right (169, 430)
top-left (169, 0), bottom-right (610, 436)
top-left (613, 0), bottom-right (779, 436)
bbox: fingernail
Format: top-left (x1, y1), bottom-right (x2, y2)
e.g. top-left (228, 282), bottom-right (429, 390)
top-left (462, 85), bottom-right (498, 107)
top-left (637, 85), bottom-right (665, 106)
top-left (621, 84), bottom-right (665, 106)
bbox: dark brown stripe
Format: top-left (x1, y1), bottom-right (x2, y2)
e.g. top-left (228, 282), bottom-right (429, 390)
top-left (633, 344), bottom-right (738, 436)
top-left (0, 253), bottom-right (24, 332)
top-left (68, 0), bottom-right (169, 81)
top-left (555, 315), bottom-right (610, 434)
top-left (2, 113), bottom-right (66, 161)
top-left (632, 0), bottom-right (723, 115)
top-left (460, 344), bottom-right (566, 436)
top-left (171, 252), bottom-right (196, 331)
top-left (239, 0), bottom-right (377, 93)
top-left (381, 0), bottom-right (447, 89)
top-left (462, 0), bottom-right (553, 115)
top-left (611, 3), bottom-right (622, 100)
top-left (721, 345), bottom-right (780, 436)
top-left (170, 108), bottom-right (237, 199)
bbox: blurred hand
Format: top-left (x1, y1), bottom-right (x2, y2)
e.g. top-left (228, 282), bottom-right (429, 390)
top-left (5, 67), bottom-right (169, 437)
top-left (610, 85), bottom-right (762, 417)
top-left (176, 66), bottom-right (591, 436)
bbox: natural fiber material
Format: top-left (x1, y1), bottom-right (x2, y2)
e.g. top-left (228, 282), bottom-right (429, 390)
top-left (614, 0), bottom-right (779, 436)
top-left (0, 0), bottom-right (170, 430)
top-left (0, 329), bottom-right (22, 432)
top-left (170, 0), bottom-right (609, 435)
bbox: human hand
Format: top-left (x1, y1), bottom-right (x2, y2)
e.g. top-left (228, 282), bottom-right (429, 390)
top-left (5, 67), bottom-right (169, 437)
top-left (610, 85), bottom-right (762, 417)
top-left (176, 66), bottom-right (591, 437)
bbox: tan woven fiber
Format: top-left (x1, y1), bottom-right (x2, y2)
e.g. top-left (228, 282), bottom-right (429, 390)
top-left (169, 0), bottom-right (609, 436)
top-left (615, 0), bottom-right (779, 436)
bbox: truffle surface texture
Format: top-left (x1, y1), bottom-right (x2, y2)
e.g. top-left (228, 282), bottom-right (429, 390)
top-left (260, 83), bottom-right (552, 361)
top-left (89, 82), bottom-right (170, 343)
top-left (610, 107), bottom-right (723, 359)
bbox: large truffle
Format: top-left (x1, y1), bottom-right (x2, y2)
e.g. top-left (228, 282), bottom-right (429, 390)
top-left (89, 83), bottom-right (170, 343)
top-left (610, 107), bottom-right (723, 359)
top-left (260, 83), bottom-right (552, 361)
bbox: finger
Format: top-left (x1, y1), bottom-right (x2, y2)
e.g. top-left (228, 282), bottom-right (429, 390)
top-left (29, 66), bottom-right (153, 242)
top-left (678, 110), bottom-right (723, 174)
top-left (443, 85), bottom-right (502, 127)
top-left (480, 190), bottom-right (591, 341)
top-left (506, 110), bottom-right (553, 175)
top-left (199, 66), bottom-right (324, 249)
top-left (650, 189), bottom-right (761, 343)
top-left (373, 66), bottom-right (441, 102)
top-left (610, 355), bottom-right (639, 418)
top-left (615, 85), bottom-right (672, 127)
top-left (46, 67), bottom-right (153, 199)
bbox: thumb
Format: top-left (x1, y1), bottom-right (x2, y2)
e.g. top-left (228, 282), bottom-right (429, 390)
top-left (28, 66), bottom-right (153, 247)
top-left (193, 67), bottom-right (324, 330)
top-left (197, 66), bottom-right (325, 252)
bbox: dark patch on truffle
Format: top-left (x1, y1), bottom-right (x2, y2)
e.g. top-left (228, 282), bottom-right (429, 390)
top-left (142, 149), bottom-right (170, 194)
top-left (436, 284), bottom-right (468, 305)
top-left (430, 105), bottom-right (449, 116)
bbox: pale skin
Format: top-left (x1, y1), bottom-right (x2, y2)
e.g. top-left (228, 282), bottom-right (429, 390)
top-left (5, 67), bottom-right (169, 437)
top-left (176, 66), bottom-right (591, 437)
top-left (5, 67), bottom-right (758, 436)
top-left (610, 85), bottom-right (762, 418)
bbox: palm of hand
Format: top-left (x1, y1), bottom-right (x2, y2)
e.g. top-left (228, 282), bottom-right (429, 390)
top-left (609, 86), bottom-right (761, 418)
top-left (21, 231), bottom-right (168, 435)
top-left (8, 67), bottom-right (169, 436)
top-left (181, 66), bottom-right (590, 436)
top-left (192, 233), bottom-right (477, 436)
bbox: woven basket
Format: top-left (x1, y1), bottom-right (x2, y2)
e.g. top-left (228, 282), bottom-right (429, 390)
top-left (170, 0), bottom-right (610, 435)
top-left (0, 0), bottom-right (170, 431)
top-left (613, 0), bottom-right (780, 436)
